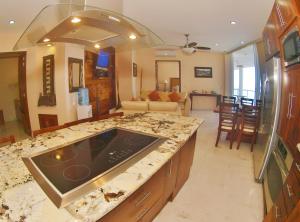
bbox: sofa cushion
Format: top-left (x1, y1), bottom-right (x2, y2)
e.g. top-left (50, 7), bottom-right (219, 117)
top-left (158, 92), bottom-right (171, 102)
top-left (121, 101), bottom-right (148, 111)
top-left (168, 92), bottom-right (181, 102)
top-left (148, 91), bottom-right (161, 101)
top-left (148, 101), bottom-right (178, 112)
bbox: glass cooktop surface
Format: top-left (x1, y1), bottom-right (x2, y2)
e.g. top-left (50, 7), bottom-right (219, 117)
top-left (32, 128), bottom-right (159, 194)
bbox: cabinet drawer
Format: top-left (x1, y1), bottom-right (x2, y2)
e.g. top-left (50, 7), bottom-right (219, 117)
top-left (292, 161), bottom-right (300, 182)
top-left (273, 192), bottom-right (288, 222)
top-left (282, 170), bottom-right (300, 214)
top-left (99, 165), bottom-right (166, 222)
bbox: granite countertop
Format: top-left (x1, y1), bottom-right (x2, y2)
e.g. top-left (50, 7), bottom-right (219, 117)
top-left (0, 112), bottom-right (203, 222)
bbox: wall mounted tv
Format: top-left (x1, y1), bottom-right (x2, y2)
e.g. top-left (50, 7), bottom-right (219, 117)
top-left (95, 51), bottom-right (110, 77)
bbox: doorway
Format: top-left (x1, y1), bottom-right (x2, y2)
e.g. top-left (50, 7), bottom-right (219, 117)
top-left (0, 52), bottom-right (31, 140)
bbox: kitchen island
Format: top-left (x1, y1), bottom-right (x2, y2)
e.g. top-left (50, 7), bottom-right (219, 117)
top-left (0, 112), bottom-right (202, 222)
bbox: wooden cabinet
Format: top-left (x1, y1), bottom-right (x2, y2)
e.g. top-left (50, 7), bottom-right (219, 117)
top-left (278, 65), bottom-right (300, 159)
top-left (98, 131), bottom-right (197, 222)
top-left (98, 163), bottom-right (167, 222)
top-left (263, 6), bottom-right (280, 60)
top-left (173, 132), bottom-right (196, 198)
top-left (264, 191), bottom-right (287, 222)
top-left (275, 0), bottom-right (296, 33)
top-left (38, 114), bottom-right (58, 129)
top-left (164, 151), bottom-right (180, 201)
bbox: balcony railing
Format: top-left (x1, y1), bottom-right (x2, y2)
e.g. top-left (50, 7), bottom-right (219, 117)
top-left (233, 89), bottom-right (255, 99)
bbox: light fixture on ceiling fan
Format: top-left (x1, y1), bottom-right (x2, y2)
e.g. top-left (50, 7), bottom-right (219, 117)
top-left (181, 34), bottom-right (211, 54)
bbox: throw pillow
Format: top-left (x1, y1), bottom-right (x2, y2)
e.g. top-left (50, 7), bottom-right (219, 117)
top-left (168, 92), bottom-right (181, 102)
top-left (148, 91), bottom-right (161, 101)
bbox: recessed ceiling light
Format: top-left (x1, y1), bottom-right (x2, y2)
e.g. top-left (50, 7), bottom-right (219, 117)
top-left (215, 43), bottom-right (219, 46)
top-left (9, 20), bottom-right (15, 25)
top-left (241, 41), bottom-right (245, 44)
top-left (129, 34), bottom-right (137, 40)
top-left (47, 43), bottom-right (53, 47)
top-left (71, 17), bottom-right (81, 24)
top-left (230, 21), bottom-right (237, 25)
top-left (43, 38), bottom-right (50, 43)
top-left (94, 44), bottom-right (100, 49)
top-left (108, 16), bottom-right (120, 22)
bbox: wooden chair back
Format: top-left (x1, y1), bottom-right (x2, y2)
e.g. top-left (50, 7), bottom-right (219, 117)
top-left (240, 106), bottom-right (260, 132)
top-left (255, 99), bottom-right (262, 109)
top-left (0, 135), bottom-right (16, 145)
top-left (215, 103), bottom-right (239, 149)
top-left (241, 97), bottom-right (254, 107)
top-left (92, 112), bottom-right (124, 121)
top-left (219, 103), bottom-right (239, 126)
top-left (64, 117), bottom-right (94, 127)
top-left (222, 96), bottom-right (236, 104)
top-left (32, 125), bottom-right (66, 137)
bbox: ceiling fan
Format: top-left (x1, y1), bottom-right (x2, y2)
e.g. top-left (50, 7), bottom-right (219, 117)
top-left (181, 34), bottom-right (211, 54)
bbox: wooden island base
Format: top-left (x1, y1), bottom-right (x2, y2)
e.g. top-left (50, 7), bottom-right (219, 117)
top-left (98, 131), bottom-right (197, 222)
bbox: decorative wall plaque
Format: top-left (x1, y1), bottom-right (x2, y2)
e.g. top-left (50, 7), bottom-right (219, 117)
top-left (38, 55), bottom-right (56, 106)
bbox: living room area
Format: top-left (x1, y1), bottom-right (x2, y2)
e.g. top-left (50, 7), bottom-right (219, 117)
top-left (3, 1), bottom-right (295, 222)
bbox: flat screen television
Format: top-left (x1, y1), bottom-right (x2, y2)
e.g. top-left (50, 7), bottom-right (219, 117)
top-left (95, 51), bottom-right (109, 77)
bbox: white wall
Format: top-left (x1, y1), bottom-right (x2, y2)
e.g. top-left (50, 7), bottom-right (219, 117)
top-left (26, 43), bottom-right (85, 130)
top-left (0, 58), bottom-right (19, 121)
top-left (117, 48), bottom-right (226, 109)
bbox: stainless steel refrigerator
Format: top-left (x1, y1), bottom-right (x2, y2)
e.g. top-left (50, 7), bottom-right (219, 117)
top-left (253, 56), bottom-right (282, 182)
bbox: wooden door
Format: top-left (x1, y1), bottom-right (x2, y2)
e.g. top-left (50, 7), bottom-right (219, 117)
top-left (275, 0), bottom-right (296, 32)
top-left (18, 53), bottom-right (31, 134)
top-left (85, 48), bottom-right (116, 117)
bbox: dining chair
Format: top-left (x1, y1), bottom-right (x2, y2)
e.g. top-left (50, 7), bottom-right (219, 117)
top-left (236, 105), bottom-right (260, 152)
top-left (32, 125), bottom-right (66, 137)
top-left (222, 96), bottom-right (236, 104)
top-left (241, 97), bottom-right (254, 107)
top-left (215, 103), bottom-right (239, 149)
top-left (92, 112), bottom-right (124, 121)
top-left (255, 99), bottom-right (262, 109)
top-left (64, 117), bottom-right (94, 127)
top-left (0, 135), bottom-right (16, 146)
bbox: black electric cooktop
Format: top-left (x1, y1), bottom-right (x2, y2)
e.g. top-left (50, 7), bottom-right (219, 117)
top-left (31, 128), bottom-right (160, 194)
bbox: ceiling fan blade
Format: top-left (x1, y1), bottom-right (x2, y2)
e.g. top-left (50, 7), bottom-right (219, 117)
top-left (195, 46), bottom-right (211, 50)
top-left (188, 42), bottom-right (197, 47)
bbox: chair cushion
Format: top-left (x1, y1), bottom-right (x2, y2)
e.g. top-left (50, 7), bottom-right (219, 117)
top-left (148, 101), bottom-right (178, 112)
top-left (148, 91), bottom-right (161, 101)
top-left (168, 92), bottom-right (181, 102)
top-left (121, 101), bottom-right (148, 111)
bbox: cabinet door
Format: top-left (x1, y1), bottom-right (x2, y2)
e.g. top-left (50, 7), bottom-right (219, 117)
top-left (282, 170), bottom-right (300, 214)
top-left (284, 69), bottom-right (300, 157)
top-left (263, 6), bottom-right (280, 60)
top-left (164, 152), bottom-right (179, 201)
top-left (264, 191), bottom-right (287, 222)
top-left (275, 0), bottom-right (296, 32)
top-left (277, 69), bottom-right (292, 139)
top-left (173, 132), bottom-right (197, 198)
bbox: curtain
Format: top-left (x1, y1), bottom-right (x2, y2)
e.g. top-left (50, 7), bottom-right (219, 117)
top-left (224, 53), bottom-right (234, 96)
top-left (253, 44), bottom-right (262, 100)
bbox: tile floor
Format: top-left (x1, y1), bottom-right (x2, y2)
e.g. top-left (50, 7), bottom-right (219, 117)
top-left (155, 110), bottom-right (264, 222)
top-left (0, 120), bottom-right (29, 143)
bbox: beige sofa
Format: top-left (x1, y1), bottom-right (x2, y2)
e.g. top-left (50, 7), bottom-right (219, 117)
top-left (117, 101), bottom-right (182, 115)
top-left (139, 90), bottom-right (191, 116)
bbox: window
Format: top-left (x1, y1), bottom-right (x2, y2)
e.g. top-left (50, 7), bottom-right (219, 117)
top-left (232, 45), bottom-right (256, 99)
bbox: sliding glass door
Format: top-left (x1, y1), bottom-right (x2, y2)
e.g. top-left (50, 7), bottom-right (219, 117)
top-left (232, 44), bottom-right (259, 99)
